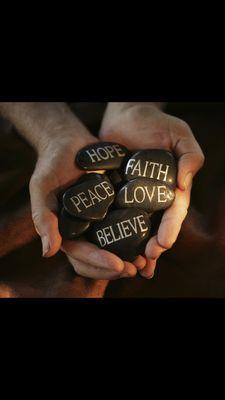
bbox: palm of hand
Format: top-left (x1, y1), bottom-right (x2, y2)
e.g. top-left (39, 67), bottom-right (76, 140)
top-left (99, 105), bottom-right (204, 278)
top-left (99, 105), bottom-right (179, 150)
top-left (31, 104), bottom-right (204, 281)
top-left (33, 139), bottom-right (139, 279)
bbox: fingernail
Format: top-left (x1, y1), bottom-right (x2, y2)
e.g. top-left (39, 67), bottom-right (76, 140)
top-left (120, 272), bottom-right (132, 278)
top-left (41, 236), bottom-right (50, 257)
top-left (184, 172), bottom-right (193, 190)
top-left (34, 224), bottom-right (41, 236)
top-left (140, 271), bottom-right (155, 279)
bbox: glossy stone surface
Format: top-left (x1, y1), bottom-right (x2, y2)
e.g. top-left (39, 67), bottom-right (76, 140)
top-left (115, 178), bottom-right (175, 212)
top-left (76, 142), bottom-right (129, 171)
top-left (107, 170), bottom-right (123, 187)
top-left (124, 149), bottom-right (177, 189)
top-left (88, 208), bottom-right (151, 262)
top-left (63, 173), bottom-right (115, 221)
top-left (59, 208), bottom-right (91, 240)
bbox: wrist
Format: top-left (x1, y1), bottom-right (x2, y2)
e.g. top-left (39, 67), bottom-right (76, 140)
top-left (120, 102), bottom-right (165, 111)
top-left (104, 102), bottom-right (165, 115)
top-left (100, 102), bottom-right (164, 140)
top-left (27, 103), bottom-right (97, 156)
top-left (37, 120), bottom-right (97, 156)
top-left (0, 102), bottom-right (97, 156)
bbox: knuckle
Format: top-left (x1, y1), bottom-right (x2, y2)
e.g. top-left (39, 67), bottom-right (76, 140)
top-left (197, 151), bottom-right (205, 168)
top-left (114, 262), bottom-right (124, 274)
top-left (175, 118), bottom-right (192, 135)
top-left (30, 171), bottom-right (53, 191)
top-left (70, 259), bottom-right (82, 275)
top-left (190, 151), bottom-right (205, 169)
top-left (29, 176), bottom-right (36, 191)
top-left (99, 128), bottom-right (116, 142)
top-left (29, 174), bottom-right (43, 191)
top-left (31, 209), bottom-right (50, 228)
top-left (31, 213), bottom-right (42, 235)
top-left (181, 208), bottom-right (188, 222)
top-left (31, 210), bottom-right (42, 226)
top-left (73, 264), bottom-right (80, 274)
top-left (30, 172), bottom-right (42, 184)
top-left (158, 237), bottom-right (175, 250)
top-left (129, 268), bottom-right (137, 278)
top-left (184, 208), bottom-right (188, 218)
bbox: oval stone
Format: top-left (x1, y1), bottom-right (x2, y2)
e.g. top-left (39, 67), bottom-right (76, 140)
top-left (76, 142), bottom-right (129, 171)
top-left (87, 208), bottom-right (151, 262)
top-left (124, 149), bottom-right (177, 189)
top-left (107, 169), bottom-right (123, 187)
top-left (63, 173), bottom-right (115, 221)
top-left (115, 178), bottom-right (175, 212)
top-left (59, 208), bottom-right (91, 240)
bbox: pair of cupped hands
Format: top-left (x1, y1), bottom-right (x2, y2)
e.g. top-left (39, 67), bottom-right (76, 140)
top-left (29, 102), bottom-right (205, 280)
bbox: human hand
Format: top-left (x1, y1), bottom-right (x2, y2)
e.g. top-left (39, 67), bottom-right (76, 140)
top-left (24, 103), bottom-right (138, 279)
top-left (99, 102), bottom-right (205, 278)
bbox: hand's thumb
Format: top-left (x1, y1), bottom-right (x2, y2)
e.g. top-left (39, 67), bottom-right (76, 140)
top-left (33, 209), bottom-right (62, 257)
top-left (30, 179), bottom-right (62, 257)
top-left (174, 135), bottom-right (205, 191)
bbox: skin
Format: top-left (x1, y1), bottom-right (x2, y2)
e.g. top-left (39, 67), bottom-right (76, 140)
top-left (0, 102), bottom-right (204, 280)
top-left (0, 102), bottom-right (137, 279)
top-left (99, 102), bottom-right (205, 278)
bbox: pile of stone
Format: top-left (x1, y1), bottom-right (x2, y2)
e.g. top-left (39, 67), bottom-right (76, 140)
top-left (59, 142), bottom-right (177, 262)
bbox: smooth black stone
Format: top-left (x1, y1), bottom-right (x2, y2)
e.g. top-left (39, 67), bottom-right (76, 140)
top-left (59, 208), bottom-right (91, 240)
top-left (58, 173), bottom-right (111, 210)
top-left (107, 170), bottom-right (123, 187)
top-left (63, 173), bottom-right (115, 221)
top-left (124, 149), bottom-right (177, 189)
top-left (87, 208), bottom-right (151, 262)
top-left (57, 173), bottom-right (92, 204)
top-left (115, 178), bottom-right (175, 213)
top-left (58, 191), bottom-right (64, 206)
top-left (76, 142), bottom-right (129, 171)
top-left (76, 172), bottom-right (109, 185)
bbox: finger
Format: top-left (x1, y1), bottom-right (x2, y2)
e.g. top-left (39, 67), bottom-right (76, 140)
top-left (139, 258), bottom-right (157, 279)
top-left (145, 185), bottom-right (192, 259)
top-left (29, 177), bottom-right (62, 257)
top-left (68, 257), bottom-right (126, 280)
top-left (174, 134), bottom-right (205, 190)
top-left (61, 240), bottom-right (124, 273)
top-left (132, 255), bottom-right (147, 271)
top-left (145, 236), bottom-right (167, 261)
top-left (158, 186), bottom-right (192, 248)
top-left (122, 261), bottom-right (138, 278)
